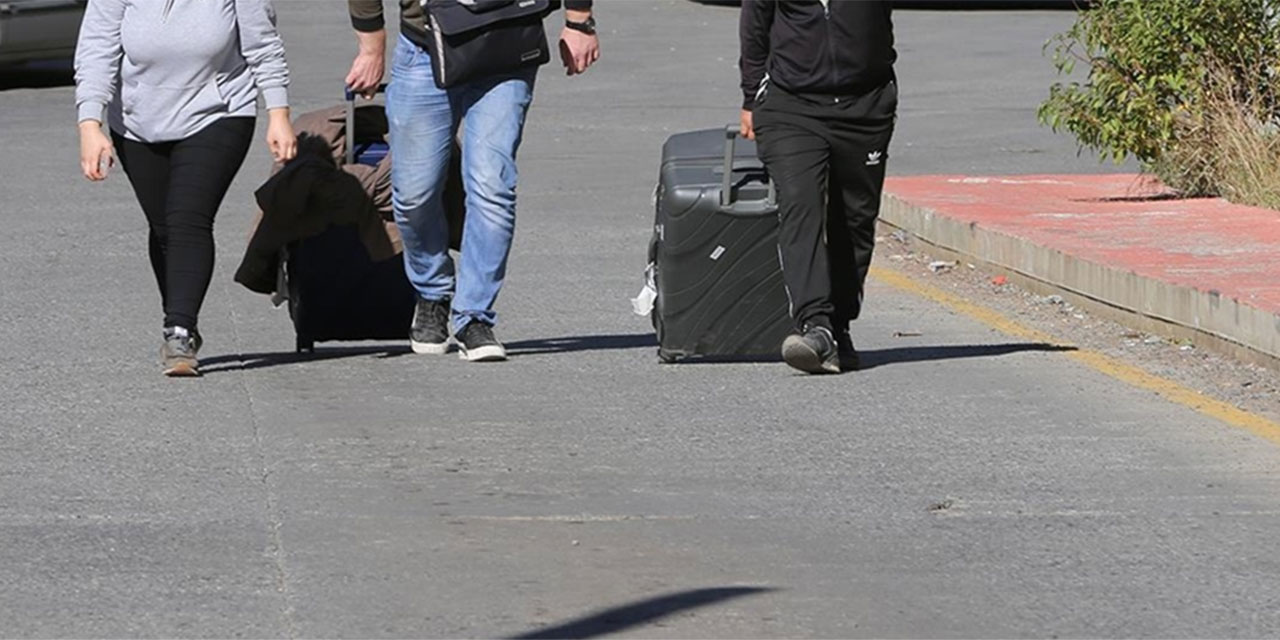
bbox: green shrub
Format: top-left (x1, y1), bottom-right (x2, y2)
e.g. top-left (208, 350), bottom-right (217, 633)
top-left (1039, 0), bottom-right (1280, 199)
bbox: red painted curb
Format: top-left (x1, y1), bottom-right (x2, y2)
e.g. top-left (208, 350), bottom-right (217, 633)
top-left (882, 174), bottom-right (1280, 359)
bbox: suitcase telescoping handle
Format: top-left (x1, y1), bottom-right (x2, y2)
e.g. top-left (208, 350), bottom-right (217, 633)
top-left (344, 83), bottom-right (389, 165)
top-left (720, 124), bottom-right (777, 215)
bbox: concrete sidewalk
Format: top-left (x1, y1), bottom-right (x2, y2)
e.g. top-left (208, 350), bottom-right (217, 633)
top-left (881, 174), bottom-right (1280, 366)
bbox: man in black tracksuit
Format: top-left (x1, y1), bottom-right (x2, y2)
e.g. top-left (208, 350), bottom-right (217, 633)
top-left (740, 0), bottom-right (897, 374)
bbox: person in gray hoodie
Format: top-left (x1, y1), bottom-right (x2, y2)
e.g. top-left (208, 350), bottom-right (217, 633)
top-left (75, 0), bottom-right (296, 377)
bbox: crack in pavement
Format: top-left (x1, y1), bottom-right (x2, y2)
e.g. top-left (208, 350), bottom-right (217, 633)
top-left (224, 282), bottom-right (299, 639)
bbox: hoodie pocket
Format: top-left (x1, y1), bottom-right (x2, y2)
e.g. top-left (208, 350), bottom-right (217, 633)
top-left (122, 79), bottom-right (229, 142)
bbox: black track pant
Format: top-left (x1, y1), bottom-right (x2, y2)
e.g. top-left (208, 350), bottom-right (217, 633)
top-left (113, 117), bottom-right (254, 330)
top-left (754, 82), bottom-right (896, 334)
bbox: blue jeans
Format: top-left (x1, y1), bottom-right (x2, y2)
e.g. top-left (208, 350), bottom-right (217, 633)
top-left (386, 34), bottom-right (535, 331)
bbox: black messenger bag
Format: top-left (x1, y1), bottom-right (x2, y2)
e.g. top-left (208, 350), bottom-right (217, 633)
top-left (422, 0), bottom-right (554, 88)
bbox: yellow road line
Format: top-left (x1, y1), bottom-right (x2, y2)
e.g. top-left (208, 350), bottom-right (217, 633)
top-left (869, 266), bottom-right (1280, 447)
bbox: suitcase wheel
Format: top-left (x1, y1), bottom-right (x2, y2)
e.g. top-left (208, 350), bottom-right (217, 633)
top-left (296, 335), bottom-right (315, 353)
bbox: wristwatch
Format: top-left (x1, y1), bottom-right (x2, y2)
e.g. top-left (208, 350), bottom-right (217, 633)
top-left (565, 15), bottom-right (596, 35)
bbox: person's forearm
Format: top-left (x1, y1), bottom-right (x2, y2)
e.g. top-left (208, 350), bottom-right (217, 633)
top-left (235, 0), bottom-right (289, 111)
top-left (74, 0), bottom-right (126, 125)
top-left (355, 28), bottom-right (386, 56)
top-left (346, 24), bottom-right (386, 94)
top-left (738, 0), bottom-right (774, 110)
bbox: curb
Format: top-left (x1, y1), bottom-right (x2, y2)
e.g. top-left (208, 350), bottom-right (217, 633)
top-left (877, 190), bottom-right (1280, 370)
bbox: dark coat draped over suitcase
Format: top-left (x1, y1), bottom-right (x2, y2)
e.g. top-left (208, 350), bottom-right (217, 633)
top-left (235, 97), bottom-right (465, 351)
top-left (234, 136), bottom-right (398, 294)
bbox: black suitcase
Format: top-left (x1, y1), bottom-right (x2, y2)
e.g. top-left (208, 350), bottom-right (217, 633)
top-left (286, 224), bottom-right (417, 352)
top-left (286, 87), bottom-right (444, 353)
top-left (650, 126), bottom-right (791, 362)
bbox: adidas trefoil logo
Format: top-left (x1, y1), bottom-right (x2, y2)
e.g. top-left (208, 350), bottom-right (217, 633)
top-left (866, 150), bottom-right (884, 166)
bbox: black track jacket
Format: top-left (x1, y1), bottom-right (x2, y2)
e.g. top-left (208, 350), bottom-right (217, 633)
top-left (739, 0), bottom-right (895, 110)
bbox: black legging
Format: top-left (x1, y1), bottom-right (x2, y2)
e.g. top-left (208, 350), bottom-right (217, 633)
top-left (113, 117), bottom-right (254, 330)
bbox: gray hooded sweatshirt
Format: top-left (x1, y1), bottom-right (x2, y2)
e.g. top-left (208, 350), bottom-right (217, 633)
top-left (74, 0), bottom-right (290, 143)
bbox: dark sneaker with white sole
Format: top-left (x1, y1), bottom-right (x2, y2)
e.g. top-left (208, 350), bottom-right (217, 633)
top-left (836, 330), bottom-right (860, 372)
top-left (456, 321), bottom-right (507, 362)
top-left (781, 324), bottom-right (840, 374)
top-left (161, 326), bottom-right (202, 377)
top-left (410, 297), bottom-right (451, 354)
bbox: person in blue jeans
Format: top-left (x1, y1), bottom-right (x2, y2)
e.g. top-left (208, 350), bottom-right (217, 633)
top-left (345, 0), bottom-right (600, 361)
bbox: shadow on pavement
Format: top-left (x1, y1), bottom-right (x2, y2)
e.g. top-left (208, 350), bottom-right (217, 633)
top-left (857, 342), bottom-right (1076, 370)
top-left (509, 333), bottom-right (785, 362)
top-left (663, 342), bottom-right (1071, 367)
top-left (1075, 193), bottom-right (1184, 203)
top-left (0, 61), bottom-right (75, 91)
top-left (660, 354), bottom-right (783, 364)
top-left (693, 0), bottom-right (1086, 8)
top-left (507, 332), bottom-right (657, 355)
top-left (200, 345), bottom-right (412, 373)
top-left (197, 340), bottom-right (1069, 371)
top-left (509, 586), bottom-right (776, 639)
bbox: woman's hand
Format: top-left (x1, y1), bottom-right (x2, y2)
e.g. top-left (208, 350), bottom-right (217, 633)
top-left (739, 109), bottom-right (755, 140)
top-left (79, 121), bottom-right (114, 181)
top-left (266, 108), bottom-right (297, 163)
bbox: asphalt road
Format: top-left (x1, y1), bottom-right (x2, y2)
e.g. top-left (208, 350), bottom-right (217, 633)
top-left (0, 1), bottom-right (1274, 638)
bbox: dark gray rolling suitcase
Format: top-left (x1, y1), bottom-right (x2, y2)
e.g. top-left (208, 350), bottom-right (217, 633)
top-left (649, 125), bottom-right (791, 362)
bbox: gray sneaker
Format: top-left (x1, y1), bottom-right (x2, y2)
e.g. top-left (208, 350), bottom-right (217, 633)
top-left (161, 326), bottom-right (201, 377)
top-left (781, 324), bottom-right (840, 374)
top-left (410, 297), bottom-right (451, 354)
top-left (455, 321), bottom-right (507, 362)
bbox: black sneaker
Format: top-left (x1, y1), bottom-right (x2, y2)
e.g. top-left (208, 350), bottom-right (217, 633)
top-left (410, 297), bottom-right (451, 354)
top-left (836, 330), bottom-right (860, 372)
top-left (781, 324), bottom-right (840, 374)
top-left (161, 326), bottom-right (201, 377)
top-left (455, 321), bottom-right (507, 362)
